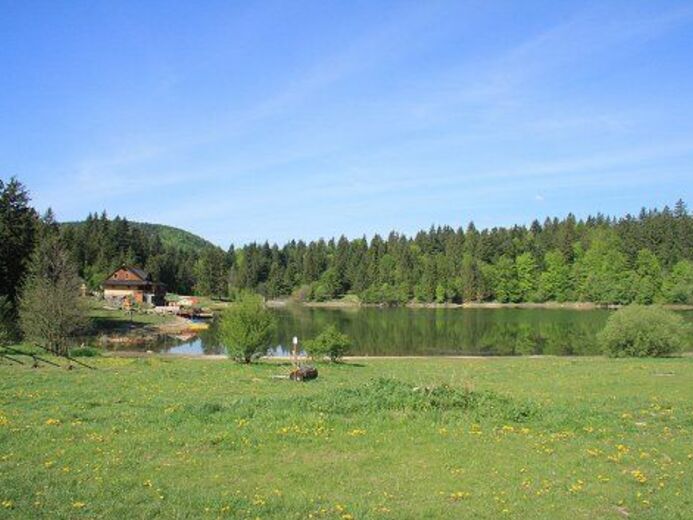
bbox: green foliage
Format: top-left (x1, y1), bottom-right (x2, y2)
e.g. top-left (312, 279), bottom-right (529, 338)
top-left (598, 305), bottom-right (688, 357)
top-left (304, 325), bottom-right (352, 361)
top-left (460, 253), bottom-right (484, 302)
top-left (539, 250), bottom-right (572, 301)
top-left (490, 255), bottom-right (519, 303)
top-left (0, 296), bottom-right (16, 346)
top-left (218, 292), bottom-right (275, 363)
top-left (435, 283), bottom-right (446, 304)
top-left (633, 249), bottom-right (662, 304)
top-left (515, 253), bottom-right (538, 302)
top-left (70, 345), bottom-right (102, 357)
top-left (193, 247), bottom-right (228, 297)
top-left (360, 283), bottom-right (409, 305)
top-left (574, 230), bottom-right (632, 304)
top-left (0, 177), bottom-right (38, 303)
top-left (661, 260), bottom-right (693, 304)
top-left (132, 222), bottom-right (217, 252)
top-left (19, 227), bottom-right (89, 355)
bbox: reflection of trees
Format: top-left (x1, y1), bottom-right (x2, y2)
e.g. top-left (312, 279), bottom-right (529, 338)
top-left (253, 307), bottom-right (610, 357)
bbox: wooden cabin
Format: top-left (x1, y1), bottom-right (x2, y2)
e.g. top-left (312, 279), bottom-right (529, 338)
top-left (102, 266), bottom-right (166, 306)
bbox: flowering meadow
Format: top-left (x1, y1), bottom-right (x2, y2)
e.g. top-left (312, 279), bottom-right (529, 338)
top-left (1, 356), bottom-right (692, 518)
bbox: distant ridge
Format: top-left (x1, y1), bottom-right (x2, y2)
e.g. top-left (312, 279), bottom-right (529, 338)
top-left (131, 222), bottom-right (219, 252)
top-left (61, 220), bottom-right (218, 253)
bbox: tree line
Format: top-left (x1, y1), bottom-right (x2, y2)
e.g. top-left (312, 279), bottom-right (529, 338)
top-left (223, 201), bottom-right (693, 305)
top-left (2, 177), bottom-right (693, 311)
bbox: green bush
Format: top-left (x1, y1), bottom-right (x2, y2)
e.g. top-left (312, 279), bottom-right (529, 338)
top-left (219, 292), bottom-right (276, 363)
top-left (304, 325), bottom-right (351, 362)
top-left (70, 346), bottom-right (102, 357)
top-left (598, 305), bottom-right (688, 357)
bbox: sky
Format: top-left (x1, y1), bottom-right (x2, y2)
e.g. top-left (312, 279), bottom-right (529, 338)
top-left (1, 0), bottom-right (692, 247)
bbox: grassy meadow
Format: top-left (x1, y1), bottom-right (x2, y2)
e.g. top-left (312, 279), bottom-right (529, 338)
top-left (1, 356), bottom-right (692, 519)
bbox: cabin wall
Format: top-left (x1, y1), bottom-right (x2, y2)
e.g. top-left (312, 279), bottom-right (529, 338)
top-left (104, 288), bottom-right (145, 303)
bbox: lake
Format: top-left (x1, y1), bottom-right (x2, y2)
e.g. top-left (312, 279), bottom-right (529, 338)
top-left (119, 306), bottom-right (692, 357)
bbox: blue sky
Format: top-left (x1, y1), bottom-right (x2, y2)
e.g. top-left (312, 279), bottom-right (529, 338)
top-left (1, 1), bottom-right (692, 247)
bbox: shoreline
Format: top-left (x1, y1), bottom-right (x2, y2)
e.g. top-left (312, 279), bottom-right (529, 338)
top-left (104, 351), bottom-right (693, 361)
top-left (267, 299), bottom-right (693, 311)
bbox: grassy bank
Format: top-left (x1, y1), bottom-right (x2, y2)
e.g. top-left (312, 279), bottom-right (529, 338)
top-left (1, 356), bottom-right (692, 518)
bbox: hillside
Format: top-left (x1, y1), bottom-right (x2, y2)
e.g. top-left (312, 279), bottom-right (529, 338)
top-left (61, 220), bottom-right (217, 253)
top-left (130, 222), bottom-right (217, 252)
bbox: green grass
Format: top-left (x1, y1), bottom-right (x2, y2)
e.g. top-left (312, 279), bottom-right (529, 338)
top-left (1, 356), bottom-right (692, 518)
top-left (86, 298), bottom-right (176, 333)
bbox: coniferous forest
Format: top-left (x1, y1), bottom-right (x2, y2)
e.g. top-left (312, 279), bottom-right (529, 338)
top-left (225, 202), bottom-right (693, 305)
top-left (2, 177), bottom-right (693, 307)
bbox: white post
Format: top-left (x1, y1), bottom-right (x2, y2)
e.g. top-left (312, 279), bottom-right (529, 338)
top-left (292, 336), bottom-right (299, 367)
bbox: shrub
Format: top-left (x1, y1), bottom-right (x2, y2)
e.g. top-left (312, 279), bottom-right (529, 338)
top-left (70, 346), bottom-right (102, 357)
top-left (598, 305), bottom-right (688, 357)
top-left (304, 325), bottom-right (351, 362)
top-left (219, 292), bottom-right (275, 363)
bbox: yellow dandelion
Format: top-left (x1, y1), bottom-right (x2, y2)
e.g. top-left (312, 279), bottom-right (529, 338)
top-left (630, 470), bottom-right (647, 484)
top-left (72, 501), bottom-right (86, 509)
top-left (449, 491), bottom-right (471, 501)
top-left (569, 480), bottom-right (584, 493)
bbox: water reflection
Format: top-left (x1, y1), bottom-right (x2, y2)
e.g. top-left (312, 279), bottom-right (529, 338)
top-left (105, 307), bottom-right (692, 357)
top-left (273, 306), bottom-right (613, 356)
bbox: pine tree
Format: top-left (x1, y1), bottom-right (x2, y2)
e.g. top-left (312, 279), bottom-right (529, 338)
top-left (0, 177), bottom-right (38, 303)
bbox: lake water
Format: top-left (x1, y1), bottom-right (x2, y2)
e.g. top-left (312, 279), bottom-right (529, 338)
top-left (114, 306), bottom-right (693, 357)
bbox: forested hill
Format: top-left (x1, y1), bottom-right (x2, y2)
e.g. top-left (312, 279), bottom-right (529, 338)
top-left (134, 222), bottom-right (216, 251)
top-left (61, 220), bottom-right (216, 253)
top-left (58, 213), bottom-right (223, 294)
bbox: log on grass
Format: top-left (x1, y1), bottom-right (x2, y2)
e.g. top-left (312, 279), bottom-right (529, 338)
top-left (289, 366), bottom-right (318, 381)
